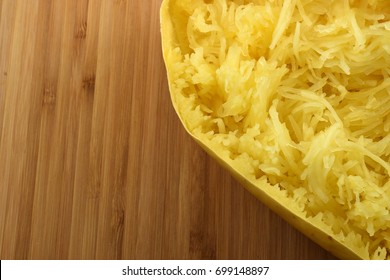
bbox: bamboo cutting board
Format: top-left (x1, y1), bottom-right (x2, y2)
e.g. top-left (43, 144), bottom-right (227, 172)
top-left (0, 0), bottom-right (335, 260)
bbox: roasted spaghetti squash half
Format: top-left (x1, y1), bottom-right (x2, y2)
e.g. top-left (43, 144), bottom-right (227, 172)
top-left (160, 0), bottom-right (390, 259)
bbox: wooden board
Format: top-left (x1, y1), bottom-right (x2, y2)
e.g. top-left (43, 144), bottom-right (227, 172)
top-left (0, 0), bottom-right (335, 260)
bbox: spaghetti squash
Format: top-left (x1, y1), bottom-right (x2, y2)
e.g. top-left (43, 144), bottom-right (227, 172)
top-left (161, 0), bottom-right (390, 259)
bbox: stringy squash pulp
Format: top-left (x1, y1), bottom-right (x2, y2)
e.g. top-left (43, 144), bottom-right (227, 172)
top-left (161, 0), bottom-right (390, 259)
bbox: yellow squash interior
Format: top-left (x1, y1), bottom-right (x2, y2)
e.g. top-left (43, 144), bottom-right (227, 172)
top-left (161, 0), bottom-right (390, 259)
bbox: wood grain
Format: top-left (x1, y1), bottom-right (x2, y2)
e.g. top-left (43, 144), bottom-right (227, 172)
top-left (0, 0), bottom-right (335, 260)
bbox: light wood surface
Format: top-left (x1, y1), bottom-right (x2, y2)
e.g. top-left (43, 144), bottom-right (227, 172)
top-left (0, 0), bottom-right (335, 260)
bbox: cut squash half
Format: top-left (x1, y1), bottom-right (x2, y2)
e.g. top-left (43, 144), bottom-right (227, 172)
top-left (160, 0), bottom-right (390, 259)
